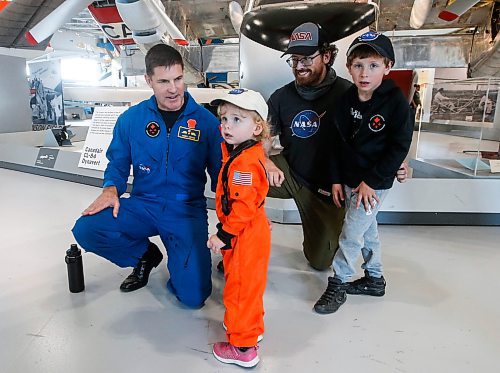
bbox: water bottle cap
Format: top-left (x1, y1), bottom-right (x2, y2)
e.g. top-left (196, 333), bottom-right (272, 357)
top-left (66, 244), bottom-right (81, 256)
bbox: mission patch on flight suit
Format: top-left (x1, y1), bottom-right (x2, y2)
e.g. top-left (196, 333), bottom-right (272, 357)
top-left (145, 121), bottom-right (160, 137)
top-left (178, 118), bottom-right (200, 142)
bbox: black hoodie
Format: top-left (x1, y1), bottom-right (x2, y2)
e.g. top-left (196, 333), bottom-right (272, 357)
top-left (268, 73), bottom-right (352, 194)
top-left (333, 79), bottom-right (413, 190)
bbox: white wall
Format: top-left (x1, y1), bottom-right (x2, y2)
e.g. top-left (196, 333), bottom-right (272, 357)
top-left (0, 54), bottom-right (31, 133)
top-left (434, 67), bottom-right (468, 81)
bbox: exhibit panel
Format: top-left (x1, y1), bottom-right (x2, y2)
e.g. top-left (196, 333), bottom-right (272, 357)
top-left (412, 78), bottom-right (500, 178)
top-left (28, 59), bottom-right (65, 130)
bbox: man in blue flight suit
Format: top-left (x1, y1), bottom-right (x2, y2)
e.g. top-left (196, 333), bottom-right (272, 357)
top-left (72, 44), bottom-right (222, 308)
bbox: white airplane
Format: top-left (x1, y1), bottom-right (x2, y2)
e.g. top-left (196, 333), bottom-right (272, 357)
top-left (0, 0), bottom-right (497, 84)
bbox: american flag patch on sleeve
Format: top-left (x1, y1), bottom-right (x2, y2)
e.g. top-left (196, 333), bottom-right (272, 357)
top-left (232, 170), bottom-right (253, 186)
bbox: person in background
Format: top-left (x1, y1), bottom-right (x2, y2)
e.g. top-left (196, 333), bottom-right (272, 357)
top-left (410, 83), bottom-right (422, 120)
top-left (478, 94), bottom-right (494, 121)
top-left (433, 87), bottom-right (454, 112)
top-left (72, 44), bottom-right (222, 308)
top-left (207, 89), bottom-right (271, 368)
top-left (314, 32), bottom-right (413, 314)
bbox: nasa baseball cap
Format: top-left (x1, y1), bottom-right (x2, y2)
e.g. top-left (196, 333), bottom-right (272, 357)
top-left (281, 22), bottom-right (328, 57)
top-left (211, 88), bottom-right (268, 120)
top-left (347, 31), bottom-right (395, 63)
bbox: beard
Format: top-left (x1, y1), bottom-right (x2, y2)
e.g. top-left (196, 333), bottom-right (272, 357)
top-left (293, 68), bottom-right (325, 87)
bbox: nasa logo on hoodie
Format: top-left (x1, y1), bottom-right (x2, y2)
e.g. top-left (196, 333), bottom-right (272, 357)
top-left (290, 110), bottom-right (325, 138)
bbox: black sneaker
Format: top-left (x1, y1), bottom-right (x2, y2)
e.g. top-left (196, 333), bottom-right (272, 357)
top-left (120, 242), bottom-right (163, 292)
top-left (313, 277), bottom-right (347, 314)
top-left (346, 270), bottom-right (386, 297)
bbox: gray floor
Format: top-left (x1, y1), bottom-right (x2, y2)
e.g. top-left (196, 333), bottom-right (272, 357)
top-left (1, 168), bottom-right (499, 372)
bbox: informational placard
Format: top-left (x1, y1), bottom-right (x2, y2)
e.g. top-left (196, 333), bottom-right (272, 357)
top-left (35, 148), bottom-right (59, 168)
top-left (490, 160), bottom-right (500, 173)
top-left (78, 106), bottom-right (127, 171)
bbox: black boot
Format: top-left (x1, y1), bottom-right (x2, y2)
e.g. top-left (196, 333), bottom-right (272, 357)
top-left (346, 270), bottom-right (386, 297)
top-left (313, 277), bottom-right (347, 314)
top-left (120, 242), bottom-right (163, 292)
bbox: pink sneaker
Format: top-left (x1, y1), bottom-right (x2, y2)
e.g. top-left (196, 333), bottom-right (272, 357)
top-left (212, 342), bottom-right (259, 368)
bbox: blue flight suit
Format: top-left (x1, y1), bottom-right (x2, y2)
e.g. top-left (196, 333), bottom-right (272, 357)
top-left (72, 93), bottom-right (222, 308)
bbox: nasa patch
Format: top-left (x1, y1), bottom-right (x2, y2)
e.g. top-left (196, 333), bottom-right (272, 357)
top-left (138, 164), bottom-right (151, 174)
top-left (145, 121), bottom-right (160, 138)
top-left (358, 31), bottom-right (381, 42)
top-left (229, 88), bottom-right (246, 95)
top-left (368, 114), bottom-right (386, 132)
top-left (290, 110), bottom-right (324, 138)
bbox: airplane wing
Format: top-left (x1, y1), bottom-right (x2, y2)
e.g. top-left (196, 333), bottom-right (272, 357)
top-left (0, 0), bottom-right (497, 78)
top-left (1, 1), bottom-right (496, 50)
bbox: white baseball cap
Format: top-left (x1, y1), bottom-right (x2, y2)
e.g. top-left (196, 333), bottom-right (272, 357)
top-left (210, 88), bottom-right (268, 120)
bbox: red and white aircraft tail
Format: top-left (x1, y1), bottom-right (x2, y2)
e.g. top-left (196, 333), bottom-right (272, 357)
top-left (438, 0), bottom-right (481, 22)
top-left (25, 0), bottom-right (187, 49)
top-left (0, 0), bottom-right (12, 13)
top-left (88, 3), bottom-right (134, 46)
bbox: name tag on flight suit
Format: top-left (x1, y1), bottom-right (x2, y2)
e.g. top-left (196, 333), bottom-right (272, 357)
top-left (178, 126), bottom-right (200, 142)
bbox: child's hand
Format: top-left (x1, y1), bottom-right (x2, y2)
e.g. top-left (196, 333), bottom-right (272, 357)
top-left (267, 218), bottom-right (273, 231)
top-left (265, 158), bottom-right (285, 187)
top-left (396, 161), bottom-right (408, 183)
top-left (207, 234), bottom-right (225, 254)
top-left (332, 183), bottom-right (344, 208)
top-left (353, 181), bottom-right (380, 213)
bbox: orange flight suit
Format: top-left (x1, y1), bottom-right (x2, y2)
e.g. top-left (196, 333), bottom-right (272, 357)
top-left (215, 141), bottom-right (271, 347)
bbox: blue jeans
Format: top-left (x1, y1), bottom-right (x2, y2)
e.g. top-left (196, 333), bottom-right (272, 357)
top-left (332, 186), bottom-right (389, 283)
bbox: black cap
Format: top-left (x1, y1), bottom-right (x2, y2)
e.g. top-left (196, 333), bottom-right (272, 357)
top-left (347, 31), bottom-right (395, 63)
top-left (281, 22), bottom-right (329, 57)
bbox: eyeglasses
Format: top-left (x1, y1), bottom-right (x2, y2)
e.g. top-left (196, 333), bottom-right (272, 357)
top-left (286, 53), bottom-right (321, 68)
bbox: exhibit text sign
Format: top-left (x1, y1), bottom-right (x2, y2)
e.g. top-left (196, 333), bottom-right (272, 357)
top-left (78, 106), bottom-right (127, 171)
top-left (35, 148), bottom-right (59, 168)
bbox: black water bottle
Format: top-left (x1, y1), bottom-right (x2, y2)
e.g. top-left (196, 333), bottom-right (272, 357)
top-left (65, 244), bottom-right (85, 293)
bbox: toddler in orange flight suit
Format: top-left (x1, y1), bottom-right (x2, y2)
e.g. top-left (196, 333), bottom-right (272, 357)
top-left (207, 89), bottom-right (271, 368)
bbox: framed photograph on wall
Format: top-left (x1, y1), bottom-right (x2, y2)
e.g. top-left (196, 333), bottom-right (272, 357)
top-left (28, 59), bottom-right (65, 131)
top-left (430, 81), bottom-right (498, 125)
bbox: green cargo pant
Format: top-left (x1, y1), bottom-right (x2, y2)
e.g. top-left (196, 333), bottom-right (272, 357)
top-left (268, 153), bottom-right (345, 270)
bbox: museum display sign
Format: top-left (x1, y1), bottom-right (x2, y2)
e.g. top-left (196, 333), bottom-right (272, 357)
top-left (28, 59), bottom-right (65, 131)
